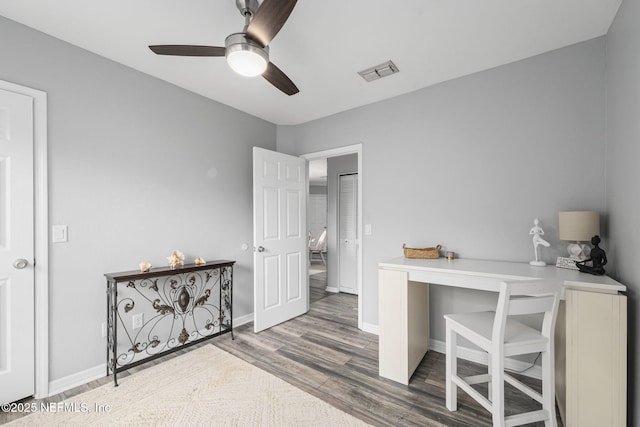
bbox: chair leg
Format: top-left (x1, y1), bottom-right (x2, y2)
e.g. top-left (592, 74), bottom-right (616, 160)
top-left (490, 351), bottom-right (505, 427)
top-left (541, 349), bottom-right (557, 427)
top-left (320, 251), bottom-right (326, 266)
top-left (445, 322), bottom-right (457, 411)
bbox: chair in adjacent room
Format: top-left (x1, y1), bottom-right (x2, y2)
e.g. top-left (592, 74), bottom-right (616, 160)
top-left (309, 228), bottom-right (327, 265)
top-left (444, 279), bottom-right (562, 427)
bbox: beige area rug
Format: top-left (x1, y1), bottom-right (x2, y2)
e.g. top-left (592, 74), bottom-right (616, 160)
top-left (8, 345), bottom-right (370, 427)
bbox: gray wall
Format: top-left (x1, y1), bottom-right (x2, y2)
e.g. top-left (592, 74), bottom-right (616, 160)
top-left (326, 154), bottom-right (358, 290)
top-left (278, 38), bottom-right (607, 337)
top-left (0, 16), bottom-right (276, 381)
top-left (605, 0), bottom-right (640, 422)
top-left (309, 185), bottom-right (327, 195)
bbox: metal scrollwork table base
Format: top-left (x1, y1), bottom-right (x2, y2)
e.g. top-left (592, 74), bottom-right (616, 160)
top-left (105, 260), bottom-right (235, 386)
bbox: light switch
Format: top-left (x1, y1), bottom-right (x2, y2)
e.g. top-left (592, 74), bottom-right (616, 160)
top-left (365, 224), bottom-right (372, 235)
top-left (52, 225), bottom-right (68, 243)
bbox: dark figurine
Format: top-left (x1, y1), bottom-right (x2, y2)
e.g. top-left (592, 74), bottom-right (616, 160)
top-left (575, 235), bottom-right (607, 275)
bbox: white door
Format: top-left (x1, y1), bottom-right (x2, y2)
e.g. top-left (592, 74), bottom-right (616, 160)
top-left (0, 89), bottom-right (35, 404)
top-left (338, 173), bottom-right (358, 294)
top-left (253, 147), bottom-right (308, 332)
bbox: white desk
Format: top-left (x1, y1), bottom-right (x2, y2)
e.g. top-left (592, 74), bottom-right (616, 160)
top-left (378, 257), bottom-right (627, 427)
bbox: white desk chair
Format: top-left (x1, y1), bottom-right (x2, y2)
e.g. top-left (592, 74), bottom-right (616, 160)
top-left (309, 229), bottom-right (327, 265)
top-left (444, 279), bottom-right (561, 427)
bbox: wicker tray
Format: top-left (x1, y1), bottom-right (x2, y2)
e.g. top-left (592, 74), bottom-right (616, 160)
top-left (402, 244), bottom-right (442, 259)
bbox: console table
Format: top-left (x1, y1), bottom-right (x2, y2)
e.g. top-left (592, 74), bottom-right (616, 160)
top-left (105, 260), bottom-right (234, 386)
top-left (378, 257), bottom-right (627, 427)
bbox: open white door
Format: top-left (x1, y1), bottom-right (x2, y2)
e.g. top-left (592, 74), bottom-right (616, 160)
top-left (0, 88), bottom-right (35, 404)
top-left (253, 147), bottom-right (308, 332)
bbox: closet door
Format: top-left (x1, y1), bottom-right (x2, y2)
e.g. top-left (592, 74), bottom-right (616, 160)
top-left (338, 173), bottom-right (357, 294)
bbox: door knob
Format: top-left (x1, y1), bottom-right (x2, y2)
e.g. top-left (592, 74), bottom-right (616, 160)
top-left (255, 246), bottom-right (265, 253)
top-left (13, 259), bottom-right (29, 269)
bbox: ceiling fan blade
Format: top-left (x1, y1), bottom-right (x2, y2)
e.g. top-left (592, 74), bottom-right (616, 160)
top-left (149, 45), bottom-right (226, 57)
top-left (262, 62), bottom-right (299, 96)
top-left (246, 0), bottom-right (297, 47)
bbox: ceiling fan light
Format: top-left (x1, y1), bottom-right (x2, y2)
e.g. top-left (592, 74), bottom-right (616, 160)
top-left (226, 44), bottom-right (268, 77)
top-left (227, 50), bottom-right (267, 77)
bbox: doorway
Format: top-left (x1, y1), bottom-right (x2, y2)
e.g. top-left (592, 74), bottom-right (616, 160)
top-left (301, 144), bottom-right (362, 330)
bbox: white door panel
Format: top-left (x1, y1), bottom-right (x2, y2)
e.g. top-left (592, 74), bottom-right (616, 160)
top-left (286, 252), bottom-right (302, 301)
top-left (253, 148), bottom-right (308, 332)
top-left (263, 255), bottom-right (280, 309)
top-left (0, 88), bottom-right (35, 404)
top-left (286, 190), bottom-right (301, 238)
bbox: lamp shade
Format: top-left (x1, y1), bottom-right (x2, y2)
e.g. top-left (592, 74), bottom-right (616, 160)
top-left (559, 211), bottom-right (600, 241)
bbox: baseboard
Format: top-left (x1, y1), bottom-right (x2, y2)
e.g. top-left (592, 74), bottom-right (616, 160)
top-left (325, 286), bottom-right (339, 293)
top-left (233, 313), bottom-right (253, 327)
top-left (49, 312), bottom-right (255, 397)
top-left (48, 363), bottom-right (107, 396)
top-left (429, 339), bottom-right (542, 380)
top-left (361, 322), bottom-right (379, 335)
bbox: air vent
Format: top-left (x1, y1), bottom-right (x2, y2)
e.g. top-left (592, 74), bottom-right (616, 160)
top-left (358, 60), bottom-right (399, 82)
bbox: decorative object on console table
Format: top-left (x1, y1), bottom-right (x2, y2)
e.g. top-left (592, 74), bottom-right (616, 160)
top-left (575, 235), bottom-right (608, 275)
top-left (402, 244), bottom-right (441, 259)
top-left (529, 218), bottom-right (550, 266)
top-left (138, 261), bottom-right (151, 272)
top-left (167, 249), bottom-right (185, 269)
top-left (105, 260), bottom-right (235, 386)
top-left (557, 211), bottom-right (600, 270)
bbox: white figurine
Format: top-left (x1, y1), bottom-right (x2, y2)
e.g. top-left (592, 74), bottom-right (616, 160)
top-left (529, 218), bottom-right (550, 266)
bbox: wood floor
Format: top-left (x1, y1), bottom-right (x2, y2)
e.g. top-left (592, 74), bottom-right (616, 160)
top-left (1, 270), bottom-right (557, 426)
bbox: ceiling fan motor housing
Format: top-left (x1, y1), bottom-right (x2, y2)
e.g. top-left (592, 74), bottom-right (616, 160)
top-left (225, 33), bottom-right (269, 58)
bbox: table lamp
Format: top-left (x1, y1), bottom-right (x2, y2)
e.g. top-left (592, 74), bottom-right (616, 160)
top-left (556, 211), bottom-right (600, 269)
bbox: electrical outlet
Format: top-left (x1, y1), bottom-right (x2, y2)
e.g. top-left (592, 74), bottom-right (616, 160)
top-left (132, 313), bottom-right (143, 330)
top-left (101, 322), bottom-right (107, 338)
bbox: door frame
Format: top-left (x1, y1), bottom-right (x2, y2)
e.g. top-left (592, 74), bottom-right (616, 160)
top-left (0, 80), bottom-right (48, 399)
top-left (300, 144), bottom-right (362, 330)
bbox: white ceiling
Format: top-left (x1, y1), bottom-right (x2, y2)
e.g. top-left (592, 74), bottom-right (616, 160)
top-left (0, 0), bottom-right (621, 125)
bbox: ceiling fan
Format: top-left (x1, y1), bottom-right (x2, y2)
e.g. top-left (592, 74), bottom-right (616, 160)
top-left (149, 0), bottom-right (299, 96)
